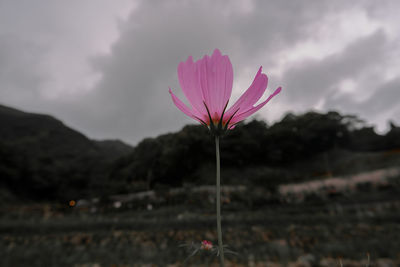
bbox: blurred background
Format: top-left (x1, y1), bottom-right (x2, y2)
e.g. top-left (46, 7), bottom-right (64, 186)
top-left (1, 0), bottom-right (400, 266)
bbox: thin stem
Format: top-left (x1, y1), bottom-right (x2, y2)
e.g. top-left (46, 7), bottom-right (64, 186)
top-left (215, 136), bottom-right (225, 266)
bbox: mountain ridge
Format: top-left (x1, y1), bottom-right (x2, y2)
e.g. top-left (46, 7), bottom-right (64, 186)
top-left (0, 104), bottom-right (133, 201)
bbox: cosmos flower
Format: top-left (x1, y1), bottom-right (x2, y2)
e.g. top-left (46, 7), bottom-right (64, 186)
top-left (169, 49), bottom-right (281, 135)
top-left (201, 240), bottom-right (213, 250)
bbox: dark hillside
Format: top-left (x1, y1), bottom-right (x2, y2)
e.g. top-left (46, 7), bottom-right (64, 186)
top-left (0, 104), bottom-right (133, 201)
top-left (1, 104), bottom-right (400, 202)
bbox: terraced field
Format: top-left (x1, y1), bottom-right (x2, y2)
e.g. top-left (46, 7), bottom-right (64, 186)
top-left (2, 179), bottom-right (400, 267)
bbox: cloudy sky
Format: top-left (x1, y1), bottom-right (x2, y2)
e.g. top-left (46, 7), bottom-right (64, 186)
top-left (1, 0), bottom-right (399, 145)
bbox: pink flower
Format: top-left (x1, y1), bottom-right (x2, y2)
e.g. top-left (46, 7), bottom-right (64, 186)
top-left (169, 49), bottom-right (281, 134)
top-left (201, 240), bottom-right (213, 250)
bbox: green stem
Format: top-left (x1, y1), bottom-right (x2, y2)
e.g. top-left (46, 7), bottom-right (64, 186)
top-left (215, 136), bottom-right (225, 267)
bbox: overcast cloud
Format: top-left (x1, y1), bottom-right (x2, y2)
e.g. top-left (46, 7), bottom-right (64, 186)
top-left (1, 0), bottom-right (399, 144)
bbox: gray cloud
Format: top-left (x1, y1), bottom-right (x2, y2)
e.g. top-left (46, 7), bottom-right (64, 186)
top-left (283, 30), bottom-right (388, 106)
top-left (326, 77), bottom-right (400, 127)
top-left (362, 78), bottom-right (400, 116)
top-left (0, 34), bottom-right (45, 103)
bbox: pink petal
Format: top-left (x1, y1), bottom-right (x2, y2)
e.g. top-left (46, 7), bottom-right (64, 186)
top-left (229, 87), bottom-right (282, 125)
top-left (197, 49), bottom-right (233, 118)
top-left (178, 56), bottom-right (206, 116)
top-left (169, 88), bottom-right (196, 120)
top-left (225, 66), bottom-right (268, 119)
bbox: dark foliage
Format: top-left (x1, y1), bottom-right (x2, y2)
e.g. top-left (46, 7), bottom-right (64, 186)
top-left (110, 110), bottom-right (400, 191)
